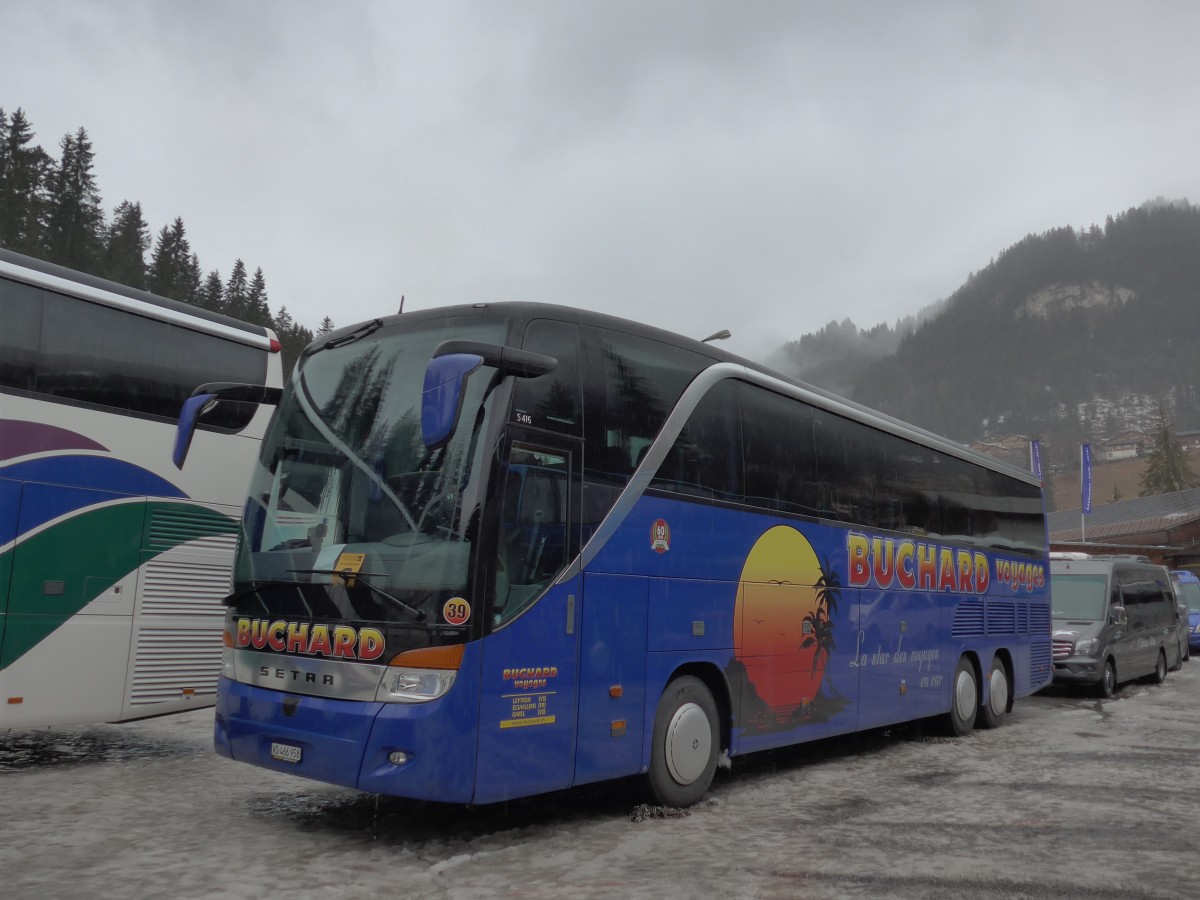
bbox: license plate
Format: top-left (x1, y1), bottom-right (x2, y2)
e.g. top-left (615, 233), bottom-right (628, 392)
top-left (270, 742), bottom-right (302, 763)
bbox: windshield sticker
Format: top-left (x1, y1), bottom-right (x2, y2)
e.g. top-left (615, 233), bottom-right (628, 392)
top-left (651, 518), bottom-right (671, 554)
top-left (443, 597), bottom-right (471, 626)
top-left (333, 551), bottom-right (366, 585)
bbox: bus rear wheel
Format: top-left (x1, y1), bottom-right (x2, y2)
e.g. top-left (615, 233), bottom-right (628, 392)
top-left (979, 657), bottom-right (1009, 729)
top-left (647, 676), bottom-right (719, 808)
top-left (941, 656), bottom-right (977, 737)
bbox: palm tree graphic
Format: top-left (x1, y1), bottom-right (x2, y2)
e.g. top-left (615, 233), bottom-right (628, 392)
top-left (801, 554), bottom-right (843, 699)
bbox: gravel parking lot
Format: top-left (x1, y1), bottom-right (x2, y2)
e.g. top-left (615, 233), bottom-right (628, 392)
top-left (3, 663), bottom-right (1198, 899)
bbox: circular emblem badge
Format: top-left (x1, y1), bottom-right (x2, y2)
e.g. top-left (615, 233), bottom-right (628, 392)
top-left (651, 518), bottom-right (671, 554)
top-left (443, 597), bottom-right (472, 626)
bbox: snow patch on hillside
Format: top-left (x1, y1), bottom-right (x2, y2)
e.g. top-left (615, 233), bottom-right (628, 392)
top-left (1016, 282), bottom-right (1135, 320)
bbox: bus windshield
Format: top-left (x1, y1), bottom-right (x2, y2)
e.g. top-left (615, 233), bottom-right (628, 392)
top-left (1178, 580), bottom-right (1200, 613)
top-left (233, 317), bottom-right (508, 632)
top-left (1051, 574), bottom-right (1108, 620)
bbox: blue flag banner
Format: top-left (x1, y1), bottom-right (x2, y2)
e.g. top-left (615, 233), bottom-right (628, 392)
top-left (1030, 439), bottom-right (1043, 483)
top-left (1081, 443), bottom-right (1092, 514)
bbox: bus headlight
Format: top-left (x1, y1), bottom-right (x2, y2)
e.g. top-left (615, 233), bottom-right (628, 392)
top-left (376, 644), bottom-right (464, 703)
top-left (1074, 638), bottom-right (1099, 656)
top-left (221, 646), bottom-right (236, 680)
top-left (376, 668), bottom-right (456, 703)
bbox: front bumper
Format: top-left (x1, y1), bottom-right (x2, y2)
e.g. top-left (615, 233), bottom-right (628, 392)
top-left (1052, 658), bottom-right (1103, 685)
top-left (214, 675), bottom-right (478, 803)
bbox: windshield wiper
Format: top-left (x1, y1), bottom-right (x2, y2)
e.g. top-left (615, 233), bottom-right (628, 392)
top-left (222, 580), bottom-right (312, 611)
top-left (287, 568), bottom-right (427, 621)
top-left (315, 318), bottom-right (382, 351)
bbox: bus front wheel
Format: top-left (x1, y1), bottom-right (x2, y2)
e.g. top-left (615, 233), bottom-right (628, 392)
top-left (647, 676), bottom-right (719, 808)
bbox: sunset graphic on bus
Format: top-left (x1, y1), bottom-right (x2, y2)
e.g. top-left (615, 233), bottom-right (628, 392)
top-left (732, 525), bottom-right (843, 730)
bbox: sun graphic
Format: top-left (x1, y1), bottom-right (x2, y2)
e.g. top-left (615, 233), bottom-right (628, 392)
top-left (734, 525), bottom-right (832, 716)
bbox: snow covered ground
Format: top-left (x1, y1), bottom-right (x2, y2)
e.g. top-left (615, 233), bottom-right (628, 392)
top-left (3, 664), bottom-right (1198, 899)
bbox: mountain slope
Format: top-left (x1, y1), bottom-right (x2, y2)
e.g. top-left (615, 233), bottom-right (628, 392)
top-left (776, 200), bottom-right (1200, 476)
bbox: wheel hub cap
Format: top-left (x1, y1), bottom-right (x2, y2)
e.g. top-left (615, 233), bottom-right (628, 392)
top-left (665, 701), bottom-right (712, 785)
top-left (954, 670), bottom-right (975, 721)
top-left (989, 667), bottom-right (1008, 715)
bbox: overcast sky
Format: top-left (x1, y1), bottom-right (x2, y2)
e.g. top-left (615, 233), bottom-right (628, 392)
top-left (5, 1), bottom-right (1199, 359)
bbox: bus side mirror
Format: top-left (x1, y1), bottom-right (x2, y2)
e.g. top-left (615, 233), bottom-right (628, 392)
top-left (421, 354), bottom-right (483, 450)
top-left (421, 342), bottom-right (557, 449)
top-left (1109, 605), bottom-right (1127, 626)
top-left (174, 382), bottom-right (282, 469)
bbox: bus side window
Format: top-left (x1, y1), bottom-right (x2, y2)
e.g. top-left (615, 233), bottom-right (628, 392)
top-left (650, 379), bottom-right (742, 502)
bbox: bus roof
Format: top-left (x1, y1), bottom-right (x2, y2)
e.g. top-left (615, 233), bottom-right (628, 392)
top-left (0, 246), bottom-right (272, 342)
top-left (312, 301), bottom-right (1042, 487)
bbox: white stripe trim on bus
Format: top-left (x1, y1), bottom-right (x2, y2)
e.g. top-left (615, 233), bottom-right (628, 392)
top-left (0, 495), bottom-right (240, 557)
top-left (0, 259), bottom-right (274, 350)
top-left (561, 362), bottom-right (1040, 582)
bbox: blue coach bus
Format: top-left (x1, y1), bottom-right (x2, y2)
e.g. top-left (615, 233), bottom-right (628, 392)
top-left (175, 303), bottom-right (1050, 807)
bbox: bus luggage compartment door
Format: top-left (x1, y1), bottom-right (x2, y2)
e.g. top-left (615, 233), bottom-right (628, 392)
top-left (473, 576), bottom-right (582, 805)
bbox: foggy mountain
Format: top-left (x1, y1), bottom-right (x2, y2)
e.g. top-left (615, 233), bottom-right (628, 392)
top-left (772, 199), bottom-right (1200, 476)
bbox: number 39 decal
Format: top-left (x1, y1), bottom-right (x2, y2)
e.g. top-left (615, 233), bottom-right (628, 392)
top-left (443, 597), bottom-right (472, 625)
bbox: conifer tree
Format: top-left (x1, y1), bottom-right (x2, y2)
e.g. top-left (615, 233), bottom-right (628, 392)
top-left (1139, 405), bottom-right (1198, 496)
top-left (0, 108), bottom-right (54, 256)
top-left (147, 217), bottom-right (197, 301)
top-left (197, 269), bottom-right (224, 312)
top-left (46, 127), bottom-right (104, 270)
top-left (317, 316), bottom-right (335, 335)
top-left (245, 266), bottom-right (272, 326)
top-left (101, 200), bottom-right (150, 288)
top-left (272, 306), bottom-right (313, 377)
top-left (183, 251), bottom-right (202, 302)
top-left (224, 258), bottom-right (249, 318)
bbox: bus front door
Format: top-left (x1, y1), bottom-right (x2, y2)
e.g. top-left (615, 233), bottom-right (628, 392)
top-left (473, 435), bottom-right (582, 804)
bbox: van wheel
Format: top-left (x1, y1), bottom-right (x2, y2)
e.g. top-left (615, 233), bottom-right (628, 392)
top-left (647, 676), bottom-right (719, 808)
top-left (979, 657), bottom-right (1009, 729)
top-left (1151, 649), bottom-right (1168, 685)
top-left (941, 656), bottom-right (977, 736)
top-left (1095, 658), bottom-right (1116, 698)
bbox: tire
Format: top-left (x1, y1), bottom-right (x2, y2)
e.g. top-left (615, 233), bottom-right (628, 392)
top-left (1150, 649), bottom-right (1168, 685)
top-left (647, 676), bottom-right (720, 808)
top-left (1095, 658), bottom-right (1116, 698)
top-left (978, 656), bottom-right (1009, 729)
top-left (941, 656), bottom-right (978, 737)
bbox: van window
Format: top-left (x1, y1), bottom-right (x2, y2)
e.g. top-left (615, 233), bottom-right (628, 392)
top-left (1051, 574), bottom-right (1107, 620)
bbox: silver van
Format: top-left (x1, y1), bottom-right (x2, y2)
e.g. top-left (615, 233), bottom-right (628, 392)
top-left (1050, 554), bottom-right (1181, 697)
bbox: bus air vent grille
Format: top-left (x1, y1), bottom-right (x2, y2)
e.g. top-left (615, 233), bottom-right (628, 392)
top-left (129, 628), bottom-right (222, 705)
top-left (987, 600), bottom-right (1017, 635)
top-left (951, 600), bottom-right (984, 638)
top-left (1016, 602), bottom-right (1030, 634)
top-left (1029, 604), bottom-right (1051, 634)
top-left (1030, 639), bottom-right (1052, 679)
top-left (148, 508), bottom-right (238, 551)
top-left (141, 558), bottom-right (231, 617)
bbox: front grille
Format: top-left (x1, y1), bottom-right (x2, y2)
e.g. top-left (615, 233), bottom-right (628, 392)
top-left (1052, 638), bottom-right (1073, 660)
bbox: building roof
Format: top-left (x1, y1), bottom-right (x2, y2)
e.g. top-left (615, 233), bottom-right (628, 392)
top-left (1048, 487), bottom-right (1200, 541)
